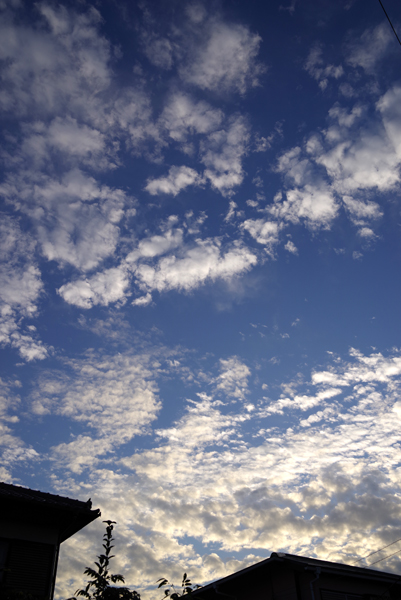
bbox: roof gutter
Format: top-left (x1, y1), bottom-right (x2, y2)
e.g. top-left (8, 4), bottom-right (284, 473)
top-left (212, 584), bottom-right (237, 600)
top-left (307, 567), bottom-right (321, 600)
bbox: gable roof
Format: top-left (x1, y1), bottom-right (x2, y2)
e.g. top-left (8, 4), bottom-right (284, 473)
top-left (190, 552), bottom-right (401, 599)
top-left (0, 481), bottom-right (101, 542)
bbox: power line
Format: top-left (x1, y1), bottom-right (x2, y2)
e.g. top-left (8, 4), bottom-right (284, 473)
top-left (369, 548), bottom-right (401, 567)
top-left (378, 0), bottom-right (401, 47)
top-left (351, 536), bottom-right (401, 566)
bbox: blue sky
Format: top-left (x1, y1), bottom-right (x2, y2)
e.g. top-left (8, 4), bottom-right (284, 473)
top-left (2, 0), bottom-right (401, 596)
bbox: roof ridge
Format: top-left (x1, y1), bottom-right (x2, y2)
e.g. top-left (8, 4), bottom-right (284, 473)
top-left (0, 481), bottom-right (93, 509)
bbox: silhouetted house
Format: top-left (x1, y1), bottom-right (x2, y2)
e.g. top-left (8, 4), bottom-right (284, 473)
top-left (0, 481), bottom-right (100, 600)
top-left (191, 552), bottom-right (401, 600)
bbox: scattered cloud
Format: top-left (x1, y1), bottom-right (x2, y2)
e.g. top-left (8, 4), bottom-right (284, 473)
top-left (32, 351), bottom-right (163, 468)
top-left (160, 93), bottom-right (223, 143)
top-left (145, 166), bottom-right (203, 196)
top-left (1, 169), bottom-right (127, 272)
top-left (284, 240), bottom-right (298, 254)
top-left (304, 45), bottom-right (343, 90)
top-left (133, 238), bottom-right (257, 294)
top-left (201, 115), bottom-right (250, 196)
top-left (180, 21), bottom-right (264, 95)
top-left (215, 357), bottom-right (251, 401)
top-left (345, 22), bottom-right (393, 74)
top-left (0, 215), bottom-right (48, 360)
top-left (242, 219), bottom-right (281, 254)
top-left (56, 347), bottom-right (401, 596)
top-left (58, 266), bottom-right (130, 309)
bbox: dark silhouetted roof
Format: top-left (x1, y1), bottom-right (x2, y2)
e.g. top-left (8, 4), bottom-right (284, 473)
top-left (190, 551), bottom-right (401, 600)
top-left (0, 481), bottom-right (101, 542)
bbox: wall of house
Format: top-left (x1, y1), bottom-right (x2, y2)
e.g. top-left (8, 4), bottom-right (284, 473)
top-left (2, 538), bottom-right (57, 598)
top-left (270, 568), bottom-right (300, 600)
top-left (0, 519), bottom-right (59, 600)
top-left (297, 570), bottom-right (394, 600)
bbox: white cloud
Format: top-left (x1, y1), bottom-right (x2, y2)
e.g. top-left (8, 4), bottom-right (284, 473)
top-left (304, 45), bottom-right (343, 90)
top-left (0, 377), bottom-right (39, 479)
top-left (18, 116), bottom-right (115, 172)
top-left (145, 166), bottom-right (203, 196)
top-left (142, 34), bottom-right (174, 70)
top-left (201, 116), bottom-right (250, 196)
top-left (112, 89), bottom-right (161, 154)
top-left (0, 215), bottom-right (48, 360)
top-left (47, 347), bottom-right (401, 597)
top-left (0, 3), bottom-right (112, 118)
top-left (224, 200), bottom-right (238, 222)
top-left (274, 86), bottom-right (401, 236)
top-left (346, 22), bottom-right (393, 74)
top-left (215, 357), bottom-right (250, 401)
top-left (58, 219), bottom-right (259, 308)
top-left (127, 225), bottom-right (184, 262)
top-left (242, 219), bottom-right (281, 253)
top-left (328, 103), bottom-right (364, 129)
top-left (270, 185), bottom-right (338, 230)
top-left (284, 240), bottom-right (298, 254)
top-left (342, 195), bottom-right (382, 224)
top-left (315, 127), bottom-right (400, 193)
top-left (377, 86), bottom-right (401, 160)
top-left (134, 238), bottom-right (257, 294)
top-left (32, 351), bottom-right (162, 466)
top-left (357, 227), bottom-right (375, 239)
top-left (58, 266), bottom-right (130, 309)
top-left (132, 293), bottom-right (152, 307)
top-left (1, 169), bottom-right (127, 272)
top-left (180, 21), bottom-right (264, 95)
top-left (160, 93), bottom-right (223, 142)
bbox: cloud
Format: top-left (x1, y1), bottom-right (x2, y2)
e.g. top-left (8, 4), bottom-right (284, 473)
top-left (377, 85), bottom-right (401, 161)
top-left (314, 126), bottom-right (401, 194)
top-left (106, 347), bottom-right (401, 571)
top-left (269, 185), bottom-right (338, 230)
top-left (273, 85), bottom-right (401, 237)
top-left (127, 224), bottom-right (184, 262)
top-left (58, 266), bottom-right (130, 309)
top-left (142, 34), bottom-right (174, 70)
top-left (148, 114), bottom-right (251, 198)
top-left (133, 238), bottom-right (257, 294)
top-left (14, 117), bottom-right (116, 172)
top-left (145, 166), bottom-right (203, 196)
top-left (180, 21), bottom-right (264, 95)
top-left (346, 22), bottom-right (393, 74)
top-left (284, 240), bottom-right (298, 254)
top-left (215, 357), bottom-right (250, 401)
top-left (58, 216), bottom-right (259, 309)
top-left (43, 346), bottom-right (401, 597)
top-left (0, 377), bottom-right (39, 480)
top-left (1, 169), bottom-right (127, 272)
top-left (0, 3), bottom-right (112, 118)
top-left (0, 215), bottom-right (48, 360)
top-left (201, 116), bottom-right (250, 196)
top-left (160, 93), bottom-right (223, 142)
top-left (241, 219), bottom-right (281, 253)
top-left (304, 44), bottom-right (343, 90)
top-left (31, 351), bottom-right (163, 468)
top-left (132, 293), bottom-right (152, 307)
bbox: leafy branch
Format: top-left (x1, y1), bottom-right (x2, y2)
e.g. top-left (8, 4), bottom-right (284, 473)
top-left (157, 573), bottom-right (201, 599)
top-left (68, 521), bottom-right (140, 600)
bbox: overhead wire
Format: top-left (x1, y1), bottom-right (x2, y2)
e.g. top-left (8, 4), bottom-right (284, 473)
top-left (368, 548), bottom-right (401, 567)
top-left (377, 0), bottom-right (401, 47)
top-left (351, 536), bottom-right (401, 566)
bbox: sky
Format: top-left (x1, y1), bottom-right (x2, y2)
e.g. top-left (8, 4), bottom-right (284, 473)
top-left (1, 0), bottom-right (401, 596)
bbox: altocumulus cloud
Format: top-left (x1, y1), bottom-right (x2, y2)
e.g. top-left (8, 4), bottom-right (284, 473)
top-left (53, 347), bottom-right (401, 599)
